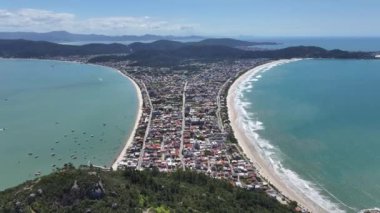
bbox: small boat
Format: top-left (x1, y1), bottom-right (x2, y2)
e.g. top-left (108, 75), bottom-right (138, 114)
top-left (34, 172), bottom-right (41, 176)
top-left (51, 153), bottom-right (56, 157)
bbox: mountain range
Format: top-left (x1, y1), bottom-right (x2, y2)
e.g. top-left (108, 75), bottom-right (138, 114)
top-left (0, 38), bottom-right (374, 66)
top-left (0, 38), bottom-right (278, 58)
top-left (0, 31), bottom-right (205, 42)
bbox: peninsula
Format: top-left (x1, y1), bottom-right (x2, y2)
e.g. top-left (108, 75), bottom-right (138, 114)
top-left (0, 38), bottom-right (378, 212)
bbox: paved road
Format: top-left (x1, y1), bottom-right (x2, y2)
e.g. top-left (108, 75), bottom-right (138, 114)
top-left (179, 81), bottom-right (187, 170)
top-left (137, 82), bottom-right (153, 170)
top-left (216, 78), bottom-right (230, 133)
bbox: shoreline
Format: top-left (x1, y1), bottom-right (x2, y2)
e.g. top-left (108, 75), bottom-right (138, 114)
top-left (227, 60), bottom-right (328, 213)
top-left (110, 70), bottom-right (143, 171)
top-left (0, 57), bottom-right (144, 171)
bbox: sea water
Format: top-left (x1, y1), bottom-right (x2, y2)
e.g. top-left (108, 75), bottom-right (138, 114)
top-left (240, 59), bottom-right (380, 212)
top-left (250, 37), bottom-right (380, 52)
top-left (0, 59), bottom-right (138, 190)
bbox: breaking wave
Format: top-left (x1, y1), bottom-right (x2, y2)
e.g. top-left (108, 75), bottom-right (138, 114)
top-left (233, 59), bottom-right (352, 213)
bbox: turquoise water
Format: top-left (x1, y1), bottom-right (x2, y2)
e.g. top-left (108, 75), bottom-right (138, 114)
top-left (0, 59), bottom-right (138, 190)
top-left (242, 59), bottom-right (380, 212)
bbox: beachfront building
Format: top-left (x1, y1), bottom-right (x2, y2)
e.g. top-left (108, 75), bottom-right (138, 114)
top-left (76, 57), bottom-right (303, 211)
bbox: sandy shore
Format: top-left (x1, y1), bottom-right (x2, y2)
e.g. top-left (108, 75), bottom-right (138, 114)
top-left (111, 71), bottom-right (143, 171)
top-left (227, 60), bottom-right (327, 213)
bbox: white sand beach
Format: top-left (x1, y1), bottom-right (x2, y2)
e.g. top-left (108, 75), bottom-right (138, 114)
top-left (111, 71), bottom-right (143, 171)
top-left (227, 60), bottom-right (330, 213)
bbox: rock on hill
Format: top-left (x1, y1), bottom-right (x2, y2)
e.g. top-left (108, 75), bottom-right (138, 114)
top-left (0, 165), bottom-right (295, 213)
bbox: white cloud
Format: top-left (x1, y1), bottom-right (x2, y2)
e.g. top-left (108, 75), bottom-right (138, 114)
top-left (0, 9), bottom-right (74, 30)
top-left (0, 8), bottom-right (196, 35)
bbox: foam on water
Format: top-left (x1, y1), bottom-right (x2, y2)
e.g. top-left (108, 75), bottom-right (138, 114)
top-left (359, 208), bottom-right (380, 213)
top-left (233, 59), bottom-right (349, 213)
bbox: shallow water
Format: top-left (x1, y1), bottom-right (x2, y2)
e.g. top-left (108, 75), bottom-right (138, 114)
top-left (240, 59), bottom-right (380, 212)
top-left (0, 59), bottom-right (138, 190)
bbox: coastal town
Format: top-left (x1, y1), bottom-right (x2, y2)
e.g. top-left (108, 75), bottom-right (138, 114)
top-left (63, 57), bottom-right (308, 213)
top-left (2, 1), bottom-right (380, 212)
top-left (0, 44), bottom-right (373, 213)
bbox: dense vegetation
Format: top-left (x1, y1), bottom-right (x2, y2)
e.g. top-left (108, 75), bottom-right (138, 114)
top-left (0, 38), bottom-right (375, 66)
top-left (189, 38), bottom-right (277, 47)
top-left (0, 38), bottom-right (265, 58)
top-left (0, 165), bottom-right (294, 213)
top-left (0, 39), bottom-right (130, 57)
top-left (90, 44), bottom-right (375, 66)
top-left (243, 46), bottom-right (373, 59)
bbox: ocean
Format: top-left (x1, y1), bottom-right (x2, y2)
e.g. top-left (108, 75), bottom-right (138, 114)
top-left (0, 59), bottom-right (138, 190)
top-left (248, 37), bottom-right (380, 52)
top-left (238, 59), bottom-right (380, 212)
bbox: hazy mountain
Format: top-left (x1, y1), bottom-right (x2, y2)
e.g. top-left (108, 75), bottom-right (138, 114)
top-left (190, 38), bottom-right (278, 47)
top-left (127, 38), bottom-right (278, 53)
top-left (0, 39), bottom-right (373, 65)
top-left (0, 31), bottom-right (205, 42)
top-left (0, 38), bottom-right (265, 58)
top-left (0, 39), bottom-right (130, 57)
top-left (128, 40), bottom-right (186, 52)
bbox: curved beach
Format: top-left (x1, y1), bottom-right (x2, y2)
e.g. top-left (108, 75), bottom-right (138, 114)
top-left (111, 70), bottom-right (143, 171)
top-left (227, 60), bottom-right (329, 213)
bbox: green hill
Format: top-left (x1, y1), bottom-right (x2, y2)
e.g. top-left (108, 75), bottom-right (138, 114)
top-left (0, 165), bottom-right (295, 213)
top-left (0, 39), bottom-right (130, 57)
top-left (190, 38), bottom-right (277, 47)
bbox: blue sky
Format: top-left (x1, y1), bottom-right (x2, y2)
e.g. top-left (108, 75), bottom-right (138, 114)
top-left (0, 0), bottom-right (379, 36)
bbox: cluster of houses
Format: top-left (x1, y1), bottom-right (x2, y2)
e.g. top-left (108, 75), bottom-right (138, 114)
top-left (73, 58), bottom-right (307, 212)
top-left (138, 74), bottom-right (186, 170)
top-left (107, 60), bottom-right (271, 186)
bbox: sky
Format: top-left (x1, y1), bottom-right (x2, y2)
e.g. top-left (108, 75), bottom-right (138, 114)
top-left (0, 0), bottom-right (379, 37)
